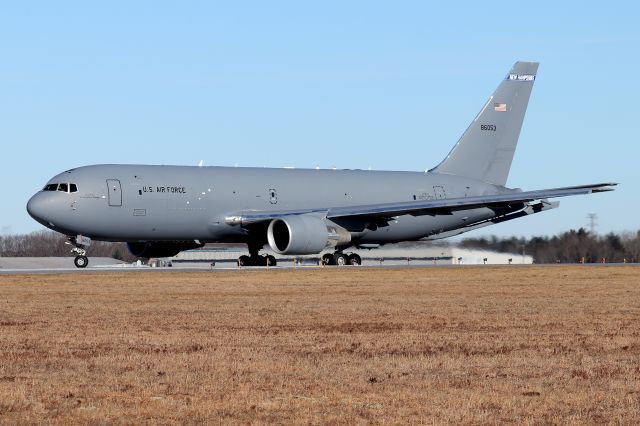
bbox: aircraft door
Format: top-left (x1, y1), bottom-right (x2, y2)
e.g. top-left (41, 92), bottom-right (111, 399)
top-left (106, 179), bottom-right (122, 206)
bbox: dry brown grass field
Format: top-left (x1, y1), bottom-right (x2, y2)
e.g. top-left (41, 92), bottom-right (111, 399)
top-left (0, 266), bottom-right (639, 424)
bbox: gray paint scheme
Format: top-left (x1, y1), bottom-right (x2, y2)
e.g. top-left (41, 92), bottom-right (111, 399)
top-left (26, 61), bottom-right (616, 258)
top-left (431, 61), bottom-right (538, 185)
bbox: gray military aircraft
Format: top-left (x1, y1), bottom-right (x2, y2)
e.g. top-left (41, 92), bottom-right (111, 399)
top-left (27, 61), bottom-right (615, 268)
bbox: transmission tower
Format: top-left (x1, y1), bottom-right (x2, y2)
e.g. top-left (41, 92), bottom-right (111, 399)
top-left (586, 213), bottom-right (598, 234)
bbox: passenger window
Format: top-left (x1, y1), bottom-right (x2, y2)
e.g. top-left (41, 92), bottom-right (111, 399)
top-left (58, 183), bottom-right (68, 193)
top-left (70, 184), bottom-right (78, 193)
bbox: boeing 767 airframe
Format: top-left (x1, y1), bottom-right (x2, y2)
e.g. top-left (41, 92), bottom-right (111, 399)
top-left (27, 62), bottom-right (616, 268)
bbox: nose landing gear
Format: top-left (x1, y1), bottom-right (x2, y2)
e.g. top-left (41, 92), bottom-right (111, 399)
top-left (66, 235), bottom-right (91, 268)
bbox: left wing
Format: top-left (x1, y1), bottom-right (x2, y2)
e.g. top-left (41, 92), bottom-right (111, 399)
top-left (326, 182), bottom-right (616, 219)
top-left (225, 182), bottom-right (617, 226)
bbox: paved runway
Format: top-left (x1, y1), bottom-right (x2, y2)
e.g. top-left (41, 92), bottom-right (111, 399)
top-left (1, 261), bottom-right (637, 275)
top-left (0, 256), bottom-right (457, 275)
top-left (0, 263), bottom-right (419, 275)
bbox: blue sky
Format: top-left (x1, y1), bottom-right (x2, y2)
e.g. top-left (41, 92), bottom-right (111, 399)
top-left (1, 2), bottom-right (638, 237)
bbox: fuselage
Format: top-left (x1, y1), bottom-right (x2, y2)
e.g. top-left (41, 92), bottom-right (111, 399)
top-left (26, 164), bottom-right (506, 245)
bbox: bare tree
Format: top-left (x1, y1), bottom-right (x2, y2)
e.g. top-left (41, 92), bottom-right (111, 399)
top-left (462, 228), bottom-right (640, 264)
top-left (0, 231), bottom-right (136, 262)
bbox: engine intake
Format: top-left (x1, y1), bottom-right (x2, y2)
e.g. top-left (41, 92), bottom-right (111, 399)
top-left (267, 215), bottom-right (350, 255)
top-left (127, 241), bottom-right (204, 258)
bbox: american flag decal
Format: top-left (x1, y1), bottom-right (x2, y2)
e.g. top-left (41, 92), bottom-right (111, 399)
top-left (494, 103), bottom-right (507, 112)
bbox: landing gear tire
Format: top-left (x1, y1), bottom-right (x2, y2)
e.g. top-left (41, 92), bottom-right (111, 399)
top-left (238, 254), bottom-right (277, 267)
top-left (321, 253), bottom-right (334, 266)
top-left (348, 253), bottom-right (362, 266)
top-left (67, 235), bottom-right (91, 269)
top-left (74, 255), bottom-right (89, 268)
top-left (333, 253), bottom-right (348, 266)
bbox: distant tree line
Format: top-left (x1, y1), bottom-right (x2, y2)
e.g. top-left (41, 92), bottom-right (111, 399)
top-left (0, 231), bottom-right (137, 262)
top-left (460, 228), bottom-right (640, 264)
top-left (2, 228), bottom-right (640, 264)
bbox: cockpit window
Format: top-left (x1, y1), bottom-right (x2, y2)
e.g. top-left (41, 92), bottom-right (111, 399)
top-left (43, 182), bottom-right (78, 193)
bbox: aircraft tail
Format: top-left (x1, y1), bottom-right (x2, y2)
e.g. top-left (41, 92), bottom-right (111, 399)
top-left (430, 61), bottom-right (539, 186)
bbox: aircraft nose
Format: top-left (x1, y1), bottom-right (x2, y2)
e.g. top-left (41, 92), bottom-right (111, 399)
top-left (26, 193), bottom-right (50, 224)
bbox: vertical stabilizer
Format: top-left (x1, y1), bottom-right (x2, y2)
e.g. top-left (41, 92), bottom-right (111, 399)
top-left (430, 61), bottom-right (538, 186)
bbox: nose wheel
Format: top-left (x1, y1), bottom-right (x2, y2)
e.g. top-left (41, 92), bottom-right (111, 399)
top-left (66, 235), bottom-right (92, 268)
top-left (74, 255), bottom-right (89, 268)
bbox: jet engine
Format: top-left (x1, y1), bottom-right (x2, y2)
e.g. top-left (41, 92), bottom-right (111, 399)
top-left (267, 215), bottom-right (351, 255)
top-left (127, 241), bottom-right (204, 258)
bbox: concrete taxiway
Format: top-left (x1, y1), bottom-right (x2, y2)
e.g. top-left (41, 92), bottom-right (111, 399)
top-left (1, 257), bottom-right (637, 275)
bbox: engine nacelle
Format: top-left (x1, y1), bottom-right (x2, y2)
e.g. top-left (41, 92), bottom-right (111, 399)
top-left (127, 241), bottom-right (203, 258)
top-left (267, 215), bottom-right (351, 255)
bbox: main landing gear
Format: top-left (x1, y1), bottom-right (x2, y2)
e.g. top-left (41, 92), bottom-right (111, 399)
top-left (237, 243), bottom-right (277, 267)
top-left (237, 254), bottom-right (277, 267)
top-left (66, 235), bottom-right (91, 269)
top-left (321, 252), bottom-right (361, 266)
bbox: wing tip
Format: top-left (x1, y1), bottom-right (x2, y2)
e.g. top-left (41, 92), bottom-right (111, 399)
top-left (589, 183), bottom-right (617, 193)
